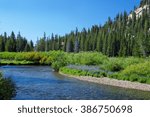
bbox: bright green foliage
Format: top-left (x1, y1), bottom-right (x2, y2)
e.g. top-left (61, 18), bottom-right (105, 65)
top-left (0, 51), bottom-right (150, 84)
top-left (45, 51), bottom-right (108, 71)
top-left (0, 52), bottom-right (51, 65)
top-left (111, 61), bottom-right (150, 84)
top-left (0, 60), bottom-right (34, 65)
top-left (67, 52), bottom-right (108, 65)
top-left (51, 51), bottom-right (68, 71)
top-left (0, 51), bottom-right (108, 69)
top-left (103, 57), bottom-right (146, 72)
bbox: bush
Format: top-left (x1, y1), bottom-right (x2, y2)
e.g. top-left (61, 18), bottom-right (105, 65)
top-left (109, 62), bottom-right (123, 72)
top-left (0, 73), bottom-right (16, 100)
top-left (67, 52), bottom-right (108, 65)
top-left (52, 61), bottom-right (64, 72)
top-left (112, 61), bottom-right (150, 84)
top-left (0, 51), bottom-right (108, 66)
top-left (138, 78), bottom-right (147, 83)
top-left (146, 79), bottom-right (150, 84)
top-left (45, 56), bottom-right (53, 65)
top-left (0, 52), bottom-right (52, 65)
top-left (51, 52), bottom-right (68, 71)
top-left (100, 72), bottom-right (107, 77)
top-left (0, 52), bottom-right (16, 60)
top-left (103, 57), bottom-right (146, 72)
top-left (129, 74), bottom-right (138, 82)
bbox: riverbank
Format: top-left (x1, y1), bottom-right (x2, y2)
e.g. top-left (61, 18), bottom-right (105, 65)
top-left (1, 52), bottom-right (150, 85)
top-left (0, 60), bottom-right (35, 65)
top-left (59, 72), bottom-right (150, 92)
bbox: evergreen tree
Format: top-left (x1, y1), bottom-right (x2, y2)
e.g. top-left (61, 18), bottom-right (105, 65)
top-left (74, 28), bottom-right (79, 53)
top-left (29, 40), bottom-right (34, 51)
top-left (0, 36), bottom-right (4, 52)
top-left (10, 31), bottom-right (16, 52)
top-left (24, 43), bottom-right (31, 52)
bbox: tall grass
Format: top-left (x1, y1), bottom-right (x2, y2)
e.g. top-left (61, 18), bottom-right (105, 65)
top-left (0, 73), bottom-right (16, 100)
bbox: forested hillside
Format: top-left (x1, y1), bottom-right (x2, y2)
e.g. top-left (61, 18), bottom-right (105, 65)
top-left (0, 0), bottom-right (150, 57)
top-left (36, 0), bottom-right (150, 57)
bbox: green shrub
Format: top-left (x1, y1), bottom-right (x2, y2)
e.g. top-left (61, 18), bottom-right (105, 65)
top-left (109, 62), bottom-right (123, 72)
top-left (146, 79), bottom-right (150, 84)
top-left (138, 78), bottom-right (147, 83)
top-left (100, 72), bottom-right (107, 77)
top-left (103, 57), bottom-right (146, 72)
top-left (51, 52), bottom-right (68, 71)
top-left (39, 56), bottom-right (48, 64)
top-left (45, 56), bottom-right (53, 65)
top-left (0, 51), bottom-right (108, 66)
top-left (0, 52), bottom-right (16, 60)
top-left (67, 52), bottom-right (108, 65)
top-left (52, 61), bottom-right (64, 72)
top-left (0, 73), bottom-right (16, 100)
top-left (112, 61), bottom-right (150, 84)
top-left (129, 74), bottom-right (138, 82)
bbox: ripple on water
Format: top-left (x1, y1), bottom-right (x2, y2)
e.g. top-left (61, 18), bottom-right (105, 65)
top-left (1, 65), bottom-right (150, 100)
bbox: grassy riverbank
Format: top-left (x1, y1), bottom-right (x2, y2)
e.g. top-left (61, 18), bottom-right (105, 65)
top-left (0, 60), bottom-right (34, 65)
top-left (0, 51), bottom-right (150, 84)
top-left (0, 52), bottom-right (51, 65)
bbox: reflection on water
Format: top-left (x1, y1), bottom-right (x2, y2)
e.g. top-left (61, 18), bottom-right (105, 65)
top-left (0, 65), bottom-right (150, 100)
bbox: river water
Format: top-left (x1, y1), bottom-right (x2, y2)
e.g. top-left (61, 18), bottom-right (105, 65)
top-left (0, 65), bottom-right (150, 100)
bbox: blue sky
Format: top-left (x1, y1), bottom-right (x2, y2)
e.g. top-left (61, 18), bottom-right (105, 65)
top-left (0, 0), bottom-right (140, 42)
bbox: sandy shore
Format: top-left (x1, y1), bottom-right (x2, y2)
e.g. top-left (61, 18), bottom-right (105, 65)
top-left (59, 72), bottom-right (150, 92)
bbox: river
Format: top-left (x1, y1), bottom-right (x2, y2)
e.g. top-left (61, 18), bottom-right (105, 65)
top-left (0, 65), bottom-right (150, 100)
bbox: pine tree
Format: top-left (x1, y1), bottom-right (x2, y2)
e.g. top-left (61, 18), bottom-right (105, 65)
top-left (74, 28), bottom-right (79, 53)
top-left (0, 36), bottom-right (4, 52)
top-left (29, 40), bottom-right (34, 51)
top-left (10, 31), bottom-right (16, 52)
top-left (24, 43), bottom-right (31, 52)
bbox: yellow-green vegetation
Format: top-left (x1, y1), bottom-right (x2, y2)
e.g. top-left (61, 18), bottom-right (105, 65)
top-left (0, 72), bottom-right (16, 100)
top-left (66, 52), bottom-right (108, 65)
top-left (0, 52), bottom-right (53, 65)
top-left (102, 57), bottom-right (146, 71)
top-left (0, 60), bottom-right (34, 65)
top-left (60, 53), bottom-right (150, 84)
top-left (0, 51), bottom-right (150, 84)
top-left (111, 61), bottom-right (150, 84)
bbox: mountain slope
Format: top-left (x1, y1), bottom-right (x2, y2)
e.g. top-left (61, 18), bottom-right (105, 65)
top-left (35, 0), bottom-right (150, 57)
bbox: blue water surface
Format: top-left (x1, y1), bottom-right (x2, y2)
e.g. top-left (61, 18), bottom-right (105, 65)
top-left (0, 65), bottom-right (150, 100)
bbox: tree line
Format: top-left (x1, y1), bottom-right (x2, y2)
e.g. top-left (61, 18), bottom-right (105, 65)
top-left (35, 0), bottom-right (150, 57)
top-left (0, 0), bottom-right (150, 57)
top-left (0, 32), bottom-right (34, 52)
